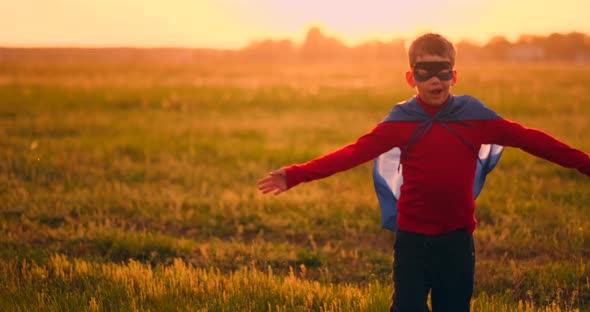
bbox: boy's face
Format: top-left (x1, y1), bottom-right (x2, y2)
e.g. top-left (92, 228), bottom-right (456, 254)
top-left (405, 54), bottom-right (457, 106)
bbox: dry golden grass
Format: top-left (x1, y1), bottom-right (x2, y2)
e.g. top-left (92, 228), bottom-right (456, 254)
top-left (0, 59), bottom-right (588, 311)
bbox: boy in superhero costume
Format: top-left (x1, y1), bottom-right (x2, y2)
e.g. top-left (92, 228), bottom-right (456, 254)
top-left (258, 33), bottom-right (590, 311)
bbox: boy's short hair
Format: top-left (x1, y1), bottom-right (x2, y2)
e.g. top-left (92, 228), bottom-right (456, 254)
top-left (408, 33), bottom-right (456, 67)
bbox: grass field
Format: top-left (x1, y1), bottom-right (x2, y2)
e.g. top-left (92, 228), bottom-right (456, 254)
top-left (0, 59), bottom-right (589, 311)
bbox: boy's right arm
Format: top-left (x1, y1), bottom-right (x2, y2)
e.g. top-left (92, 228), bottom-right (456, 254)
top-left (258, 121), bottom-right (403, 194)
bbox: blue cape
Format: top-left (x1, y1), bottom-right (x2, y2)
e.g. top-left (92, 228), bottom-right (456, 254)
top-left (373, 95), bottom-right (504, 232)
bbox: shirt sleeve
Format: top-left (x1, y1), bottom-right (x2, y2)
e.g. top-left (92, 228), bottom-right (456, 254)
top-left (284, 121), bottom-right (404, 189)
top-left (482, 118), bottom-right (590, 177)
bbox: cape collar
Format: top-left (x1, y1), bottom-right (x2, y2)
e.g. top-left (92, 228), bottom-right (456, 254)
top-left (416, 95), bottom-right (449, 117)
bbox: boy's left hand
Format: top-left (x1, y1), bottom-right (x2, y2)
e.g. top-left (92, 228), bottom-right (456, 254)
top-left (258, 169), bottom-right (288, 195)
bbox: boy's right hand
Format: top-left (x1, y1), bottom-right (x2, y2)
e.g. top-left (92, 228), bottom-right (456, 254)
top-left (258, 169), bottom-right (288, 195)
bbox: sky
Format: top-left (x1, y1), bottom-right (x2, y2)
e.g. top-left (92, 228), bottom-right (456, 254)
top-left (0, 0), bottom-right (588, 49)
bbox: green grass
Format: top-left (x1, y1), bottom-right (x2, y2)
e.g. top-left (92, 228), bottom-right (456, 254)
top-left (0, 60), bottom-right (589, 311)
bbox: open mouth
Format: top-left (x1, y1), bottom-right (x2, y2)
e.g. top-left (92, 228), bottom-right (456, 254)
top-left (430, 88), bottom-right (444, 96)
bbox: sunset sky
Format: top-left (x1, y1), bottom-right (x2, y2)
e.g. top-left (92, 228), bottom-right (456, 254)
top-left (1, 0), bottom-right (588, 48)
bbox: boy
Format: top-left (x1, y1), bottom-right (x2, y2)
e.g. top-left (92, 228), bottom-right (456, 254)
top-left (258, 33), bottom-right (590, 311)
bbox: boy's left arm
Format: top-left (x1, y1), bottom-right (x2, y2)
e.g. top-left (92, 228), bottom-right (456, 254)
top-left (482, 118), bottom-right (590, 177)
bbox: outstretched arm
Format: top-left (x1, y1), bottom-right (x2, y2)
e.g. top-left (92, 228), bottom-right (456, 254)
top-left (483, 118), bottom-right (590, 176)
top-left (257, 121), bottom-right (403, 194)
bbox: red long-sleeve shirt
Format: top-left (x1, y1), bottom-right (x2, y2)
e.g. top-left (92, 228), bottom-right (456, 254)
top-left (284, 98), bottom-right (590, 235)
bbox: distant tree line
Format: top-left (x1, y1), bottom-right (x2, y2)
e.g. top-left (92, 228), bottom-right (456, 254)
top-left (242, 27), bottom-right (590, 63)
top-left (2, 27), bottom-right (590, 65)
top-left (241, 27), bottom-right (407, 63)
top-left (458, 32), bottom-right (590, 62)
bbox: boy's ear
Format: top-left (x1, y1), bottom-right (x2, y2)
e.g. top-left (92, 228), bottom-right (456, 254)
top-left (405, 71), bottom-right (416, 88)
top-left (451, 70), bottom-right (458, 86)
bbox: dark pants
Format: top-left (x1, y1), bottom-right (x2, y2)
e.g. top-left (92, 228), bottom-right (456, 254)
top-left (390, 229), bottom-right (475, 312)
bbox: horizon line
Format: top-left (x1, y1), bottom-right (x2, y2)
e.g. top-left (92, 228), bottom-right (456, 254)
top-left (1, 28), bottom-right (587, 51)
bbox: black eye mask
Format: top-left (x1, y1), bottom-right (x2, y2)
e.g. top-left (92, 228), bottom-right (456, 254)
top-left (412, 61), bottom-right (454, 82)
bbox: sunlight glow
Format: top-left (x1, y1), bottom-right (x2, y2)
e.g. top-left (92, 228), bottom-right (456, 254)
top-left (0, 0), bottom-right (588, 48)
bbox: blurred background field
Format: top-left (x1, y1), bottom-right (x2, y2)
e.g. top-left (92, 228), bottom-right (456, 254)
top-left (0, 52), bottom-right (589, 311)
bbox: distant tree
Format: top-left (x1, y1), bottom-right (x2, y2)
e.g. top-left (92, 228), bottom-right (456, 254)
top-left (455, 40), bottom-right (484, 62)
top-left (508, 35), bottom-right (546, 62)
top-left (299, 27), bottom-right (348, 61)
top-left (241, 39), bottom-right (296, 61)
top-left (563, 32), bottom-right (587, 60)
top-left (544, 33), bottom-right (567, 60)
top-left (516, 34), bottom-right (544, 46)
top-left (541, 32), bottom-right (589, 61)
top-left (350, 39), bottom-right (406, 62)
top-left (484, 36), bottom-right (512, 60)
